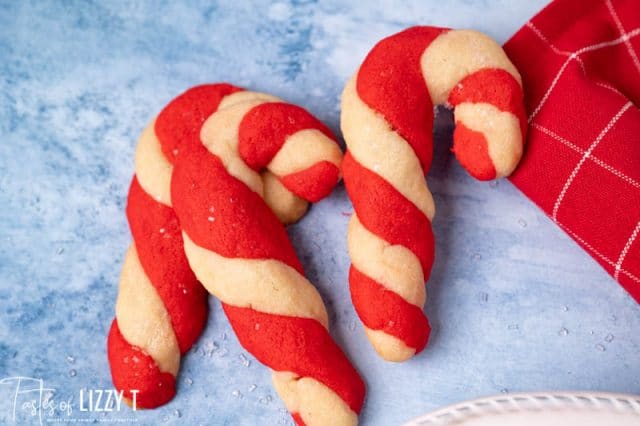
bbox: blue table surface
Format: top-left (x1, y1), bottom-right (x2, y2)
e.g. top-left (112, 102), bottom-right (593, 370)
top-left (1, 1), bottom-right (639, 425)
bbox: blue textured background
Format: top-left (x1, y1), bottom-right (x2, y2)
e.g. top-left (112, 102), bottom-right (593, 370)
top-left (1, 1), bottom-right (639, 425)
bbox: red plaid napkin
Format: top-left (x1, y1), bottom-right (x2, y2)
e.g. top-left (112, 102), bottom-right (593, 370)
top-left (504, 0), bottom-right (640, 303)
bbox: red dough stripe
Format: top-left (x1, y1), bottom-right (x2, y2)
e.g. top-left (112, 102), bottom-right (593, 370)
top-left (107, 320), bottom-right (176, 409)
top-left (349, 266), bottom-right (430, 352)
top-left (356, 26), bottom-right (447, 171)
top-left (448, 68), bottom-right (527, 136)
top-left (126, 177), bottom-right (208, 353)
top-left (171, 144), bottom-right (304, 274)
top-left (342, 151), bottom-right (434, 274)
top-left (223, 303), bottom-right (366, 414)
top-left (280, 161), bottom-right (341, 203)
top-left (451, 124), bottom-right (497, 181)
top-left (155, 83), bottom-right (243, 164)
top-left (292, 413), bottom-right (306, 426)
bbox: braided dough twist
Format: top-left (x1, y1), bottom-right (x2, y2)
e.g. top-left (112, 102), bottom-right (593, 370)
top-left (170, 90), bottom-right (364, 425)
top-left (341, 27), bottom-right (526, 361)
top-left (107, 84), bottom-right (241, 408)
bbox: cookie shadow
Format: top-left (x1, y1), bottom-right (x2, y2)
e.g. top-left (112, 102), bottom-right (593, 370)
top-left (422, 106), bottom-right (458, 352)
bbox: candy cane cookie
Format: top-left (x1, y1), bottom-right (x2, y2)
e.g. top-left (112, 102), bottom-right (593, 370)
top-left (171, 90), bottom-right (365, 425)
top-left (107, 84), bottom-right (242, 408)
top-left (341, 26), bottom-right (526, 361)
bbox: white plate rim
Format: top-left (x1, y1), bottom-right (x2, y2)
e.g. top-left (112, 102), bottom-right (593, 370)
top-left (403, 391), bottom-right (640, 425)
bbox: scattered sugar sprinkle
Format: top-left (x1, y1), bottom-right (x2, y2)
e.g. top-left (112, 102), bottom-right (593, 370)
top-left (209, 206), bottom-right (215, 213)
top-left (66, 355), bottom-right (75, 364)
top-left (232, 390), bottom-right (242, 399)
top-left (254, 323), bottom-right (261, 331)
top-left (558, 327), bottom-right (569, 336)
top-left (518, 218), bottom-right (527, 228)
top-left (68, 369), bottom-right (76, 377)
top-left (259, 395), bottom-right (273, 404)
top-left (478, 292), bottom-right (489, 303)
top-left (239, 353), bottom-right (250, 367)
top-left (172, 149), bottom-right (179, 156)
top-left (204, 340), bottom-right (219, 356)
top-left (562, 305), bottom-right (569, 312)
top-left (162, 414), bottom-right (169, 423)
top-left (159, 228), bottom-right (165, 234)
top-left (595, 344), bottom-right (606, 352)
top-left (500, 388), bottom-right (508, 394)
top-left (174, 409), bottom-right (181, 418)
top-left (207, 216), bottom-right (215, 222)
top-left (248, 384), bottom-right (257, 393)
top-left (185, 377), bottom-right (193, 386)
top-left (56, 247), bottom-right (64, 255)
top-left (605, 334), bottom-right (614, 343)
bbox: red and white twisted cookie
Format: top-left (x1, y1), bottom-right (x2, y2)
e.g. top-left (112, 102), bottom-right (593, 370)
top-left (107, 84), bottom-right (241, 408)
top-left (341, 26), bottom-right (526, 361)
top-left (170, 90), bottom-right (365, 425)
